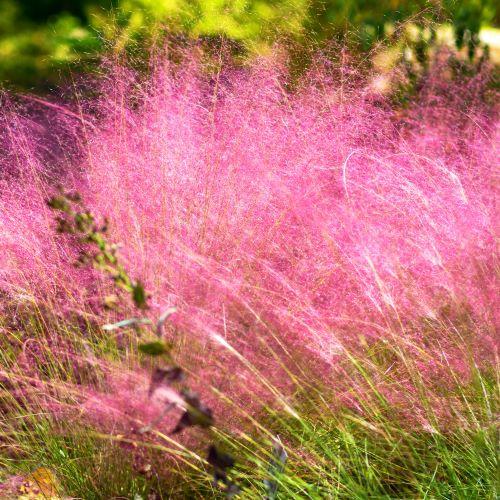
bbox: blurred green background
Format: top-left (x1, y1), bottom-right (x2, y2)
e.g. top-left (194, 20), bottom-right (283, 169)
top-left (0, 0), bottom-right (498, 90)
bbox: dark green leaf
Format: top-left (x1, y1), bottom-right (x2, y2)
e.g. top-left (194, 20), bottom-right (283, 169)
top-left (139, 341), bottom-right (171, 356)
top-left (132, 282), bottom-right (148, 309)
top-left (172, 390), bottom-right (214, 433)
top-left (47, 196), bottom-right (69, 212)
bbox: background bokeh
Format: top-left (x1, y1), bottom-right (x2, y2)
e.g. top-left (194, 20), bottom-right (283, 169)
top-left (0, 0), bottom-right (498, 90)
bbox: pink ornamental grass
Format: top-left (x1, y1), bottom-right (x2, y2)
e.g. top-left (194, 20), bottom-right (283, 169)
top-left (0, 53), bottom-right (497, 430)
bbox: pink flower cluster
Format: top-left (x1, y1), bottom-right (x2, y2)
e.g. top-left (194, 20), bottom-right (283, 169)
top-left (0, 53), bottom-right (497, 427)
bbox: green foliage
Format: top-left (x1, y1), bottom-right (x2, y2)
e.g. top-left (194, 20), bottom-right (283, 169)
top-left (138, 340), bottom-right (172, 356)
top-left (0, 417), bottom-right (181, 498)
top-left (47, 189), bottom-right (149, 310)
top-left (132, 281), bottom-right (148, 309)
top-left (0, 0), bottom-right (101, 90)
top-left (305, 0), bottom-right (497, 47)
top-left (266, 420), bottom-right (497, 498)
top-left (0, 0), bottom-right (497, 90)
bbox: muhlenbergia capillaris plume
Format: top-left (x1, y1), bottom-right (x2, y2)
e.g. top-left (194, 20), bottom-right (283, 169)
top-left (0, 49), bottom-right (497, 498)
